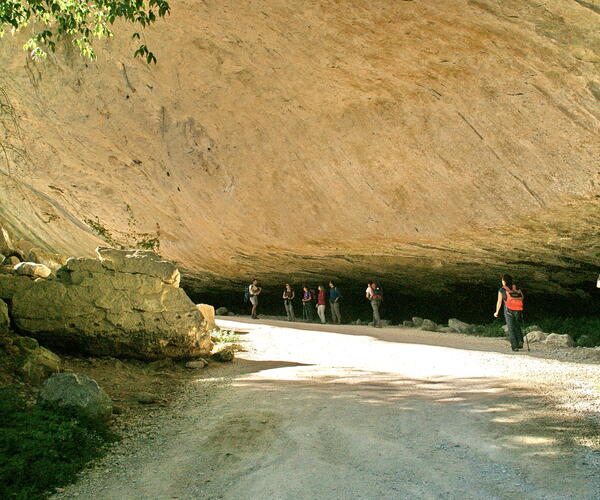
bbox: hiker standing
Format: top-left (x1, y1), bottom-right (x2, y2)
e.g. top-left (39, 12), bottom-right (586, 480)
top-left (328, 281), bottom-right (342, 324)
top-left (366, 281), bottom-right (383, 328)
top-left (316, 285), bottom-right (327, 324)
top-left (302, 286), bottom-right (314, 321)
top-left (248, 279), bottom-right (261, 319)
top-left (494, 274), bottom-right (524, 351)
top-left (283, 284), bottom-right (296, 321)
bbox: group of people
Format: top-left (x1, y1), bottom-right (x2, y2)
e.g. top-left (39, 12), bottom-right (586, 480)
top-left (247, 274), bottom-right (528, 353)
top-left (246, 279), bottom-right (382, 326)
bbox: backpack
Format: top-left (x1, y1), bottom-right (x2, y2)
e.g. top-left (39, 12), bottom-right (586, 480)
top-left (503, 286), bottom-right (523, 311)
top-left (372, 285), bottom-right (383, 300)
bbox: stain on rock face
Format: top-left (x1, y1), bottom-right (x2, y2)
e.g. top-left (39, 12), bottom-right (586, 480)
top-left (0, 0), bottom-right (598, 297)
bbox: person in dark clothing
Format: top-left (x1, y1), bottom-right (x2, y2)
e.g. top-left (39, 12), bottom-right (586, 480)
top-left (301, 286), bottom-right (314, 321)
top-left (282, 284), bottom-right (296, 321)
top-left (494, 274), bottom-right (524, 351)
top-left (328, 281), bottom-right (342, 324)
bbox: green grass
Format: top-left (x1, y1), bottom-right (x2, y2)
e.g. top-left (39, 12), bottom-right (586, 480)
top-left (464, 322), bottom-right (505, 337)
top-left (0, 387), bottom-right (116, 499)
top-left (210, 329), bottom-right (240, 344)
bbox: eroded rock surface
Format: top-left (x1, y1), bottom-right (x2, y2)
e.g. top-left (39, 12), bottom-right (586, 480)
top-left (11, 248), bottom-right (212, 360)
top-left (0, 1), bottom-right (598, 295)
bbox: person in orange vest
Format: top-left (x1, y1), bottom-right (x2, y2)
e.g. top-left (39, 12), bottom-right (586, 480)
top-left (494, 274), bottom-right (524, 351)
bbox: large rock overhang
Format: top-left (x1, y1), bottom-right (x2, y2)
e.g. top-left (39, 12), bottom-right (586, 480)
top-left (0, 0), bottom-right (598, 299)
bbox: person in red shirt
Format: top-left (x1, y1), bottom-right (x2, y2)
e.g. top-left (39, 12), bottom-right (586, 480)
top-left (316, 285), bottom-right (327, 324)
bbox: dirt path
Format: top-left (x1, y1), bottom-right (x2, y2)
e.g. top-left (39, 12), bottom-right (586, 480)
top-left (55, 320), bottom-right (600, 500)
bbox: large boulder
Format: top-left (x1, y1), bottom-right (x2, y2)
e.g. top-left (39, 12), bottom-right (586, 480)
top-left (525, 330), bottom-right (547, 343)
top-left (38, 373), bottom-right (112, 422)
top-left (544, 333), bottom-right (575, 347)
top-left (448, 318), bottom-right (471, 334)
top-left (0, 299), bottom-right (8, 335)
top-left (11, 248), bottom-right (212, 360)
top-left (197, 304), bottom-right (216, 330)
top-left (14, 262), bottom-right (52, 279)
top-left (420, 319), bottom-right (438, 332)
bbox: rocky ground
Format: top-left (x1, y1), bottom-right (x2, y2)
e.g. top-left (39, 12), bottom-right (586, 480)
top-left (51, 318), bottom-right (600, 500)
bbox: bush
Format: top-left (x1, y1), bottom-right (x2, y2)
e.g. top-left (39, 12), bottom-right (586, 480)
top-left (532, 317), bottom-right (600, 347)
top-left (0, 386), bottom-right (116, 499)
top-left (464, 322), bottom-right (505, 337)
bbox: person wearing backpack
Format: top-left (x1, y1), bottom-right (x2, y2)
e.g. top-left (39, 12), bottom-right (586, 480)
top-left (366, 281), bottom-right (383, 328)
top-left (248, 279), bottom-right (261, 319)
top-left (301, 285), bottom-right (314, 321)
top-left (328, 281), bottom-right (342, 324)
top-left (494, 274), bottom-right (524, 351)
top-left (282, 284), bottom-right (296, 321)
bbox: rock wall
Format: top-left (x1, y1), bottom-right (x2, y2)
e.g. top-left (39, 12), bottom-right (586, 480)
top-left (0, 0), bottom-right (598, 295)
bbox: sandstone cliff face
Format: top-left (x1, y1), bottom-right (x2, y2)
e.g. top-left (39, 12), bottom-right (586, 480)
top-left (0, 0), bottom-right (598, 295)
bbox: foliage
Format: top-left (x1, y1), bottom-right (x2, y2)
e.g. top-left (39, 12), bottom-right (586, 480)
top-left (210, 329), bottom-right (240, 344)
top-left (464, 322), bottom-right (505, 338)
top-left (0, 0), bottom-right (170, 62)
top-left (0, 386), bottom-right (116, 499)
top-left (532, 316), bottom-right (600, 347)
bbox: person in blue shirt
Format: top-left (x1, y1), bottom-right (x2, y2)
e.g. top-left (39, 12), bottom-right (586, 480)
top-left (328, 281), bottom-right (342, 324)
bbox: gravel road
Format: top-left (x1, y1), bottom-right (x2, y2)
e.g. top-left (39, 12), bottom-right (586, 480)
top-left (54, 319), bottom-right (600, 500)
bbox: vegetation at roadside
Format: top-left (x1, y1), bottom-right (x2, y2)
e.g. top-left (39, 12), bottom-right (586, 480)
top-left (462, 317), bottom-right (600, 347)
top-left (210, 329), bottom-right (240, 344)
top-left (0, 386), bottom-right (117, 499)
top-left (533, 316), bottom-right (600, 347)
top-left (464, 322), bottom-right (505, 337)
top-left (0, 0), bottom-right (170, 62)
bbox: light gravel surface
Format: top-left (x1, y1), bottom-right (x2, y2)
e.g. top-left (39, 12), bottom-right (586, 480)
top-left (53, 319), bottom-right (600, 500)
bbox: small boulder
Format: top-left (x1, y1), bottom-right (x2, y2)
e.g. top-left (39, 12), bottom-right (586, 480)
top-left (354, 319), bottom-right (362, 325)
top-left (420, 319), bottom-right (438, 332)
top-left (28, 247), bottom-right (67, 271)
top-left (412, 317), bottom-right (424, 327)
top-left (14, 262), bottom-right (52, 279)
top-left (0, 299), bottom-right (9, 335)
top-left (544, 333), bottom-right (575, 347)
top-left (215, 307), bottom-right (228, 316)
top-left (197, 304), bottom-right (216, 330)
top-left (212, 345), bottom-right (235, 362)
top-left (18, 343), bottom-right (62, 384)
top-left (438, 326), bottom-right (452, 333)
top-left (185, 359), bottom-right (208, 369)
top-left (525, 331), bottom-right (547, 343)
top-left (448, 318), bottom-right (471, 334)
top-left (402, 320), bottom-right (414, 327)
top-left (38, 373), bottom-right (112, 422)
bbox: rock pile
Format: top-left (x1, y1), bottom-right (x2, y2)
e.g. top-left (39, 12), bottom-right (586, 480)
top-left (8, 247), bottom-right (212, 360)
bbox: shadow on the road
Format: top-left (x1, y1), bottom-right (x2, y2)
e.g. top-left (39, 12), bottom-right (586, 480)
top-left (219, 363), bottom-right (599, 496)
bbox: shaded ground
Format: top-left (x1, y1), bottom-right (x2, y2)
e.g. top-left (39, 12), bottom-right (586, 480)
top-left (54, 319), bottom-right (600, 499)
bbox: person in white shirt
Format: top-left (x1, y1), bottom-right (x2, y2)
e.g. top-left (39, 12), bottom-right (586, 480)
top-left (248, 279), bottom-right (261, 319)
